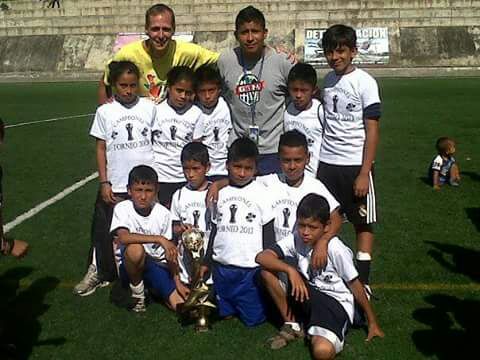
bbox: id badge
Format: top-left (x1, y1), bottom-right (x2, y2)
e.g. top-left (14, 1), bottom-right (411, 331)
top-left (248, 125), bottom-right (260, 144)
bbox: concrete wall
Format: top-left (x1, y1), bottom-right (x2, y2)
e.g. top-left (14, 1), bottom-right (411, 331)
top-left (1, 0), bottom-right (480, 79)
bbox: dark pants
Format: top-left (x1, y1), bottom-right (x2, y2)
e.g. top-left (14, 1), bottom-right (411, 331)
top-left (86, 191), bottom-right (128, 282)
top-left (257, 153), bottom-right (281, 176)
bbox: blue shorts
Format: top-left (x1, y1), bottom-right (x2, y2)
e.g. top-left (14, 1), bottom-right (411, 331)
top-left (212, 264), bottom-right (266, 327)
top-left (119, 253), bottom-right (176, 301)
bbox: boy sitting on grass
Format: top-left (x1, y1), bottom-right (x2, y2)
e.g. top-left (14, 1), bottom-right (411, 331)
top-left (256, 193), bottom-right (384, 358)
top-left (111, 165), bottom-right (184, 312)
top-left (429, 137), bottom-right (460, 190)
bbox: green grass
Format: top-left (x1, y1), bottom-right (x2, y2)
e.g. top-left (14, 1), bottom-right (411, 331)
top-left (0, 79), bottom-right (479, 359)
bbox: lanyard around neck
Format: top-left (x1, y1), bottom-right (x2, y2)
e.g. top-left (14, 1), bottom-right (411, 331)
top-left (240, 48), bottom-right (265, 126)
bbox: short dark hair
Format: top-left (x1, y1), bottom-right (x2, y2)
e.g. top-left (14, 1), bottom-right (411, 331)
top-left (297, 193), bottom-right (330, 225)
top-left (287, 62), bottom-right (317, 88)
top-left (436, 137), bottom-right (455, 154)
top-left (181, 142), bottom-right (210, 166)
top-left (108, 61), bottom-right (140, 85)
top-left (145, 3), bottom-right (175, 29)
top-left (235, 6), bottom-right (266, 31)
top-left (128, 165), bottom-right (158, 187)
top-left (167, 66), bottom-right (195, 87)
top-left (194, 65), bottom-right (222, 89)
top-left (0, 117), bottom-right (4, 142)
top-left (322, 24), bottom-right (357, 52)
top-left (279, 130), bottom-right (308, 153)
top-left (227, 137), bottom-right (259, 163)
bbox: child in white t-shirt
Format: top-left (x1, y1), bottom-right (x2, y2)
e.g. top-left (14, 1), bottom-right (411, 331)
top-left (152, 66), bottom-right (203, 208)
top-left (201, 137), bottom-right (276, 327)
top-left (284, 63), bottom-right (324, 177)
top-left (193, 65), bottom-right (232, 182)
top-left (74, 61), bottom-right (156, 297)
top-left (111, 165), bottom-right (183, 312)
top-left (429, 137), bottom-right (460, 190)
top-left (256, 194), bottom-right (384, 356)
top-left (170, 142), bottom-right (213, 299)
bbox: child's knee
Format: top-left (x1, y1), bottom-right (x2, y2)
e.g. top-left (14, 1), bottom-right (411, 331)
top-left (124, 244), bottom-right (145, 264)
top-left (261, 269), bottom-right (278, 284)
top-left (311, 336), bottom-right (336, 360)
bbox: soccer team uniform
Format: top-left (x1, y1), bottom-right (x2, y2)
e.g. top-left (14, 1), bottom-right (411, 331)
top-left (170, 185), bottom-right (212, 285)
top-left (110, 200), bottom-right (176, 300)
top-left (193, 97), bottom-right (232, 179)
top-left (151, 100), bottom-right (203, 207)
top-left (284, 98), bottom-right (324, 177)
top-left (318, 68), bottom-right (381, 224)
top-left (88, 97), bottom-right (156, 281)
top-left (256, 174), bottom-right (339, 242)
top-left (104, 40), bottom-right (219, 100)
top-left (429, 154), bottom-right (456, 184)
top-left (209, 181), bottom-right (275, 326)
top-left (271, 235), bottom-right (358, 354)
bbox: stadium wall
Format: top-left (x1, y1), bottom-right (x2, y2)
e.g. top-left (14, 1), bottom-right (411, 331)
top-left (1, 0), bottom-right (480, 80)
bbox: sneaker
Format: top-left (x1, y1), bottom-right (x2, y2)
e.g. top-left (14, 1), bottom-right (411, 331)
top-left (129, 295), bottom-right (146, 313)
top-left (73, 264), bottom-right (110, 297)
top-left (267, 323), bottom-right (304, 350)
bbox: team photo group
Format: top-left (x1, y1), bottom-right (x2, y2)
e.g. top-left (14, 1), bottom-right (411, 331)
top-left (75, 3), bottom-right (385, 359)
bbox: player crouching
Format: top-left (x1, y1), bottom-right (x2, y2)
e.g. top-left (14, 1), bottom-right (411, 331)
top-left (111, 165), bottom-right (184, 312)
top-left (256, 193), bottom-right (384, 358)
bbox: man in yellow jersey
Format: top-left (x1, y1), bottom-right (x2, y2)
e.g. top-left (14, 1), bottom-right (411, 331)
top-left (98, 3), bottom-right (219, 104)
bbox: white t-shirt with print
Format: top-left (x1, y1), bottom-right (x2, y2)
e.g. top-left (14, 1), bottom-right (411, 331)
top-left (170, 185), bottom-right (212, 284)
top-left (110, 200), bottom-right (172, 265)
top-left (193, 97), bottom-right (232, 176)
top-left (275, 235), bottom-right (358, 322)
top-left (89, 98), bottom-right (155, 193)
top-left (284, 98), bottom-right (324, 177)
top-left (152, 101), bottom-right (203, 182)
top-left (211, 181), bottom-right (275, 268)
top-left (320, 68), bottom-right (380, 166)
top-left (257, 174), bottom-right (339, 242)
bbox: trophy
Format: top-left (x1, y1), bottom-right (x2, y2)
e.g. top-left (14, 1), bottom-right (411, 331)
top-left (178, 228), bottom-right (215, 332)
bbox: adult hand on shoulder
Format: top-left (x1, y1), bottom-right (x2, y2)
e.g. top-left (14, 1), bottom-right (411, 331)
top-left (354, 173), bottom-right (369, 198)
top-left (100, 183), bottom-right (116, 205)
top-left (10, 239), bottom-right (29, 258)
top-left (205, 183), bottom-right (219, 207)
top-left (273, 45), bottom-right (298, 64)
top-left (366, 322), bottom-right (385, 342)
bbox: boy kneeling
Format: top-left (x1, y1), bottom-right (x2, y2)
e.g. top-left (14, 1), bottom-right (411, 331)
top-left (256, 194), bottom-right (384, 359)
top-left (111, 165), bottom-right (184, 312)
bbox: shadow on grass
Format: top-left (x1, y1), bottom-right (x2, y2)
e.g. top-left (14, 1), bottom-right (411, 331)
top-left (412, 294), bottom-right (479, 359)
top-left (426, 241), bottom-right (480, 282)
top-left (0, 267), bottom-right (65, 359)
top-left (412, 242), bottom-right (480, 358)
top-left (465, 208), bottom-right (480, 232)
top-left (461, 171), bottom-right (480, 182)
top-left (419, 176), bottom-right (431, 186)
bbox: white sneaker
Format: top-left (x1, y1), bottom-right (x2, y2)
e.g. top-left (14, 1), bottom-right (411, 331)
top-left (130, 295), bottom-right (146, 313)
top-left (73, 264), bottom-right (110, 297)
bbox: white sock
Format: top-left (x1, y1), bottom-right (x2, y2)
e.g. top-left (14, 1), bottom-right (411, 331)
top-left (285, 322), bottom-right (301, 331)
top-left (356, 251), bottom-right (372, 261)
top-left (130, 281), bottom-right (145, 298)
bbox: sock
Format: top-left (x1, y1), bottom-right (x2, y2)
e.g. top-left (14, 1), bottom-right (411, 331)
top-left (356, 252), bottom-right (371, 285)
top-left (285, 322), bottom-right (301, 332)
top-left (130, 281), bottom-right (145, 298)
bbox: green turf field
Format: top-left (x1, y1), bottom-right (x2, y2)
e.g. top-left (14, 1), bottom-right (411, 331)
top-left (0, 79), bottom-right (479, 359)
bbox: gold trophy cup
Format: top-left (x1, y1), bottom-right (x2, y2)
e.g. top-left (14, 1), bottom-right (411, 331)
top-left (179, 228), bottom-right (215, 332)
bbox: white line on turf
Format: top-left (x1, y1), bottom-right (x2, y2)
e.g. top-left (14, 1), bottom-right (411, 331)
top-left (4, 172), bottom-right (98, 233)
top-left (5, 113), bottom-right (95, 129)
